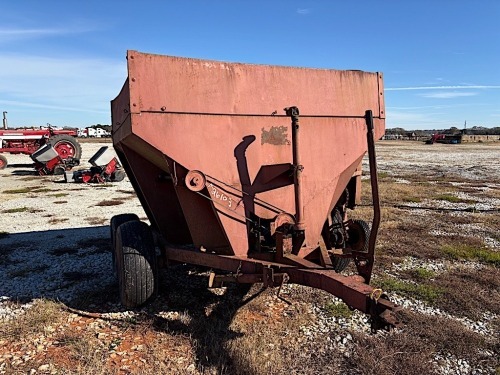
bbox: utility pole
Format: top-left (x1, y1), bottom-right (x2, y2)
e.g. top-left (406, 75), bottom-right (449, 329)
top-left (2, 111), bottom-right (7, 129)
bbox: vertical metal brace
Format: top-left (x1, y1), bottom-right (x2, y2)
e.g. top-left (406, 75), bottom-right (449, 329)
top-left (284, 106), bottom-right (305, 254)
top-left (357, 110), bottom-right (381, 284)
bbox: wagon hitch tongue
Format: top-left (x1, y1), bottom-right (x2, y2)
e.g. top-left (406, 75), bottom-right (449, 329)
top-left (286, 267), bottom-right (402, 332)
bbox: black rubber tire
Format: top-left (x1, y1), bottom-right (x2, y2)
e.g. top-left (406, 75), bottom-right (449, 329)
top-left (111, 169), bottom-right (126, 182)
top-left (331, 256), bottom-right (351, 273)
top-left (347, 219), bottom-right (370, 252)
top-left (110, 214), bottom-right (140, 274)
top-left (53, 165), bottom-right (66, 175)
top-left (115, 221), bottom-right (158, 308)
top-left (47, 134), bottom-right (82, 160)
top-left (0, 154), bottom-right (7, 170)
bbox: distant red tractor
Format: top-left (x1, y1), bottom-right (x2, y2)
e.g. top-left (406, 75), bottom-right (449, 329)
top-left (0, 127), bottom-right (82, 173)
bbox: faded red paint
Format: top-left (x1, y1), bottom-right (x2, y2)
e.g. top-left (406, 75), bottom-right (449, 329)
top-left (112, 50), bottom-right (384, 258)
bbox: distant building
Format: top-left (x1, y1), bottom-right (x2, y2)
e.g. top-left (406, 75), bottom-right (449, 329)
top-left (461, 134), bottom-right (500, 143)
top-left (77, 127), bottom-right (110, 138)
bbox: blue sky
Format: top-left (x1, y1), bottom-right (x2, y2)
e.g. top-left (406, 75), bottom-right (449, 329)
top-left (1, 0), bottom-right (499, 130)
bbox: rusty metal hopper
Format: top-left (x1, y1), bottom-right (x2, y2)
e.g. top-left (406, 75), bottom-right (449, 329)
top-left (112, 50), bottom-right (384, 253)
top-left (111, 50), bottom-right (398, 329)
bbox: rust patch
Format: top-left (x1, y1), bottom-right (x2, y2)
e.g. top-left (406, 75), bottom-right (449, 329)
top-left (261, 126), bottom-right (290, 146)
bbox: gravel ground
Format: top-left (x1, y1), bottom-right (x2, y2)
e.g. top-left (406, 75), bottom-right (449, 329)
top-left (371, 141), bottom-right (500, 181)
top-left (0, 140), bottom-right (499, 374)
top-left (0, 141), bottom-right (146, 314)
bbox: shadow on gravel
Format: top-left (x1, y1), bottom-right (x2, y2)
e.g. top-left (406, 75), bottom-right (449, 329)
top-left (0, 226), bottom-right (257, 373)
top-left (148, 265), bottom-right (253, 373)
top-left (6, 163), bottom-right (35, 168)
top-left (11, 170), bottom-right (37, 176)
top-left (0, 226), bottom-right (114, 305)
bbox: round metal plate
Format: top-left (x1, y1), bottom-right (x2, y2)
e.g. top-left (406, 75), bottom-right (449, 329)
top-left (185, 170), bottom-right (206, 192)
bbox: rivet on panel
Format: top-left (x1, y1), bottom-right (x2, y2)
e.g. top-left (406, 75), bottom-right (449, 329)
top-left (133, 103), bottom-right (137, 107)
top-left (131, 78), bottom-right (136, 82)
top-left (161, 106), bottom-right (166, 111)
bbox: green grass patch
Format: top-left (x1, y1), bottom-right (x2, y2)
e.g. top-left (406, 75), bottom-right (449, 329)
top-left (412, 267), bottom-right (436, 280)
top-left (3, 187), bottom-right (34, 194)
top-left (31, 188), bottom-right (54, 193)
top-left (442, 244), bottom-right (500, 266)
top-left (2, 207), bottom-right (29, 213)
top-left (378, 171), bottom-right (390, 179)
top-left (375, 276), bottom-right (444, 303)
top-left (323, 302), bottom-right (354, 319)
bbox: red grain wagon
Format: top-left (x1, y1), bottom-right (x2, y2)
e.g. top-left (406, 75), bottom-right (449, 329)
top-left (110, 51), bottom-right (399, 331)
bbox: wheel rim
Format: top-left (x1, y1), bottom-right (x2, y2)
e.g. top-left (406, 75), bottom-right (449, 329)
top-left (53, 141), bottom-right (76, 159)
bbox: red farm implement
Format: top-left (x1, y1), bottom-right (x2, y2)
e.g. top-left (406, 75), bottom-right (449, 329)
top-left (67, 146), bottom-right (125, 183)
top-left (0, 126), bottom-right (81, 174)
top-left (110, 51), bottom-right (400, 331)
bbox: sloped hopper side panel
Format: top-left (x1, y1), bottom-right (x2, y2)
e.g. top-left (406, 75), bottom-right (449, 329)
top-left (112, 51), bottom-right (385, 257)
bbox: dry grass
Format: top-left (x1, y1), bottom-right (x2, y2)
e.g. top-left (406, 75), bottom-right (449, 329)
top-left (95, 199), bottom-right (125, 206)
top-left (0, 299), bottom-right (62, 340)
top-left (430, 267), bottom-right (500, 319)
top-left (48, 192), bottom-right (70, 198)
top-left (347, 311), bottom-right (494, 375)
top-left (3, 187), bottom-right (34, 194)
top-left (48, 217), bottom-right (69, 224)
top-left (85, 216), bottom-right (108, 225)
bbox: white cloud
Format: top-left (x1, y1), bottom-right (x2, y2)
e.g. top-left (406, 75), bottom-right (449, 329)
top-left (420, 91), bottom-right (478, 99)
top-left (0, 25), bottom-right (101, 43)
top-left (297, 8), bottom-right (310, 14)
top-left (386, 85), bottom-right (500, 91)
top-left (0, 28), bottom-right (63, 36)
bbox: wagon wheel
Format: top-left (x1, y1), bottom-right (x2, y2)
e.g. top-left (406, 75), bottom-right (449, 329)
top-left (115, 220), bottom-right (158, 307)
top-left (47, 134), bottom-right (82, 160)
top-left (346, 219), bottom-right (370, 252)
top-left (328, 209), bottom-right (352, 273)
top-left (53, 165), bottom-right (66, 175)
top-left (0, 155), bottom-right (7, 170)
top-left (110, 213), bottom-right (140, 275)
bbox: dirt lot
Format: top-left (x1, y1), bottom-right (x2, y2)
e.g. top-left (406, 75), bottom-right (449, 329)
top-left (0, 140), bottom-right (499, 374)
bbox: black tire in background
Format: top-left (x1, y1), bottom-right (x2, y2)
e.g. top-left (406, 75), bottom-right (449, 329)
top-left (115, 220), bottom-right (158, 308)
top-left (111, 169), bottom-right (126, 182)
top-left (331, 219), bottom-right (370, 273)
top-left (331, 256), bottom-right (351, 273)
top-left (47, 134), bottom-right (82, 160)
top-left (0, 154), bottom-right (7, 170)
top-left (110, 214), bottom-right (140, 275)
top-left (347, 219), bottom-right (370, 253)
